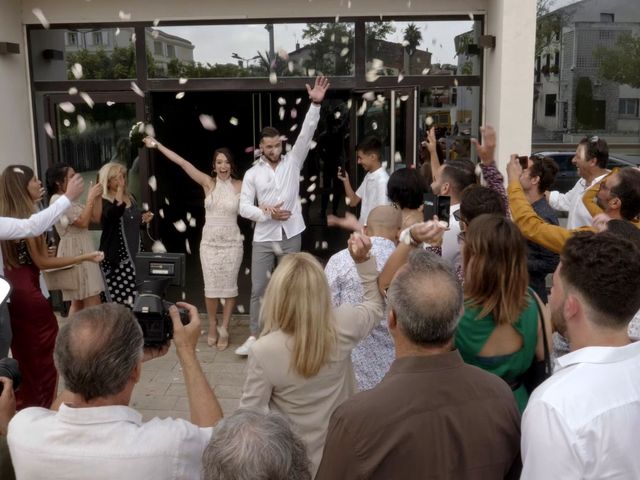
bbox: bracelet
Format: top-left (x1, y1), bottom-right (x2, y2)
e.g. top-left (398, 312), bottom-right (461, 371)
top-left (399, 226), bottom-right (420, 247)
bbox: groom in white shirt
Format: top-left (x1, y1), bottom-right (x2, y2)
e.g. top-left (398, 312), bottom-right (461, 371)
top-left (237, 76), bottom-right (329, 355)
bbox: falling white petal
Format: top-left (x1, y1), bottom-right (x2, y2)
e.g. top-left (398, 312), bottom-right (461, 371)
top-left (309, 194), bottom-right (316, 202)
top-left (77, 115), bottom-right (86, 133)
top-left (68, 87), bottom-right (78, 95)
top-left (71, 63), bottom-right (83, 79)
top-left (151, 30), bottom-right (159, 39)
top-left (288, 61), bottom-right (294, 73)
top-left (12, 167), bottom-right (24, 174)
top-left (347, 99), bottom-right (353, 109)
top-left (468, 12), bottom-right (474, 20)
top-left (229, 117), bottom-right (238, 126)
top-left (32, 8), bottom-right (49, 28)
top-left (401, 40), bottom-right (409, 47)
top-left (309, 140), bottom-right (317, 150)
top-left (118, 10), bottom-right (131, 20)
top-left (422, 67), bottom-right (430, 75)
top-left (277, 97), bottom-right (286, 105)
top-left (340, 47), bottom-right (349, 57)
top-left (426, 116), bottom-right (434, 127)
top-left (153, 18), bottom-right (160, 26)
top-left (80, 92), bottom-right (94, 108)
top-left (362, 91), bottom-right (375, 101)
top-left (300, 197), bottom-right (307, 204)
top-left (106, 101), bottom-right (115, 106)
top-left (164, 197), bottom-right (170, 205)
top-left (309, 175), bottom-right (317, 182)
top-left (398, 73), bottom-right (404, 83)
top-left (400, 94), bottom-right (409, 101)
top-left (295, 97), bottom-right (302, 105)
top-left (345, 197), bottom-right (351, 206)
top-left (291, 108), bottom-right (297, 119)
top-left (151, 240), bottom-right (167, 253)
top-left (308, 68), bottom-right (316, 77)
top-left (237, 305), bottom-right (245, 313)
top-left (315, 241), bottom-right (320, 249)
top-left (131, 32), bottom-right (136, 42)
top-left (44, 122), bottom-right (55, 139)
top-left (347, 0), bottom-right (351, 7)
top-left (131, 82), bottom-right (144, 97)
top-left (189, 218), bottom-right (196, 228)
top-left (289, 124), bottom-right (298, 132)
top-left (394, 151), bottom-right (402, 163)
top-left (186, 212), bottom-right (192, 221)
top-left (307, 183), bottom-right (316, 193)
top-left (321, 241), bottom-right (328, 250)
top-left (63, 119), bottom-right (71, 127)
top-left (277, 48), bottom-right (289, 60)
top-left (185, 239), bottom-right (191, 254)
top-left (357, 100), bottom-right (367, 116)
top-left (59, 102), bottom-right (75, 113)
top-left (147, 175), bottom-right (157, 192)
top-left (329, 193), bottom-right (334, 202)
top-left (199, 114), bottom-right (217, 131)
top-left (178, 77), bottom-right (188, 85)
top-left (159, 208), bottom-right (165, 218)
top-left (272, 242), bottom-right (283, 255)
top-left (245, 268), bottom-right (250, 275)
top-left (115, 28), bottom-right (120, 36)
top-left (278, 107), bottom-right (285, 121)
top-left (142, 202), bottom-right (149, 211)
top-left (334, 111), bottom-right (341, 119)
top-left (175, 92), bottom-right (185, 99)
top-left (365, 69), bottom-right (379, 82)
top-left (173, 220), bottom-right (187, 232)
top-left (269, 72), bottom-right (277, 85)
top-left (372, 121), bottom-right (378, 130)
top-left (454, 78), bottom-right (459, 87)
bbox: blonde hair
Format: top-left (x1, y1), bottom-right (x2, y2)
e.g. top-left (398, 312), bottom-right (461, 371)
top-left (98, 162), bottom-right (128, 200)
top-left (260, 253), bottom-right (336, 378)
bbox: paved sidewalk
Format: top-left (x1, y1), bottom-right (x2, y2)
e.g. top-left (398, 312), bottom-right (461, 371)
top-left (57, 314), bottom-right (251, 422)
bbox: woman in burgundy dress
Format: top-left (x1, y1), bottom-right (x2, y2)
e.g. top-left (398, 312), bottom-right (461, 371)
top-left (0, 165), bottom-right (103, 409)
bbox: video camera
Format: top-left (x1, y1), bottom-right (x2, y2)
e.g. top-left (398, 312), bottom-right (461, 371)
top-left (133, 252), bottom-right (188, 346)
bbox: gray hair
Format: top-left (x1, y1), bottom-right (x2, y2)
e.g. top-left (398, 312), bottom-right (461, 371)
top-left (54, 303), bottom-right (143, 402)
top-left (202, 409), bottom-right (311, 480)
top-left (387, 249), bottom-right (463, 345)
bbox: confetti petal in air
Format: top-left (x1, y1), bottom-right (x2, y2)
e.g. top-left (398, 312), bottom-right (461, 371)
top-left (178, 77), bottom-right (188, 85)
top-left (357, 100), bottom-right (367, 116)
top-left (300, 198), bottom-right (307, 204)
top-left (80, 92), bottom-right (94, 108)
top-left (245, 268), bottom-right (250, 275)
top-left (454, 78), bottom-right (459, 87)
top-left (189, 218), bottom-right (196, 228)
top-left (400, 94), bottom-right (409, 101)
top-left (182, 291), bottom-right (186, 300)
top-left (164, 197), bottom-right (170, 205)
top-left (309, 140), bottom-right (317, 150)
top-left (237, 305), bottom-right (245, 313)
top-left (159, 208), bottom-right (165, 218)
top-left (278, 107), bottom-right (285, 121)
top-left (398, 73), bottom-right (404, 83)
top-left (44, 122), bottom-right (55, 139)
top-left (422, 67), bottom-right (430, 75)
top-left (185, 239), bottom-right (191, 254)
top-left (106, 101), bottom-right (115, 106)
top-left (321, 241), bottom-right (328, 250)
top-left (229, 117), bottom-right (238, 126)
top-left (394, 151), bottom-right (402, 163)
top-left (307, 183), bottom-right (316, 193)
top-left (365, 69), bottom-right (379, 82)
top-left (175, 92), bottom-right (185, 99)
top-left (277, 97), bottom-right (286, 106)
top-left (290, 124), bottom-right (298, 132)
top-left (147, 175), bottom-right (157, 192)
top-left (77, 115), bottom-right (86, 133)
top-left (347, 99), bottom-right (353, 109)
top-left (173, 220), bottom-right (187, 232)
top-left (151, 30), bottom-right (159, 39)
top-left (468, 12), bottom-right (474, 20)
top-left (118, 10), bottom-right (131, 20)
top-left (151, 240), bottom-right (167, 253)
top-left (310, 175), bottom-right (317, 182)
top-left (340, 48), bottom-right (349, 57)
top-left (308, 68), bottom-right (316, 77)
top-left (131, 82), bottom-right (144, 97)
top-left (295, 97), bottom-right (302, 105)
top-left (68, 87), bottom-right (78, 95)
top-left (269, 72), bottom-right (277, 85)
top-left (277, 48), bottom-right (289, 60)
top-left (272, 242), bottom-right (283, 255)
top-left (59, 102), bottom-right (75, 113)
top-left (309, 194), bottom-right (316, 202)
top-left (63, 119), bottom-right (71, 127)
top-left (32, 8), bottom-right (50, 28)
top-left (426, 116), bottom-right (434, 127)
top-left (315, 241), bottom-right (320, 249)
top-left (115, 28), bottom-right (120, 36)
top-left (285, 144), bottom-right (292, 152)
top-left (153, 18), bottom-right (160, 26)
top-left (71, 63), bottom-right (83, 79)
top-left (199, 114), bottom-right (217, 131)
top-left (372, 121), bottom-right (378, 130)
top-left (345, 197), bottom-right (351, 206)
top-left (329, 193), bottom-right (334, 202)
top-left (342, 35), bottom-right (349, 44)
top-left (290, 108), bottom-right (297, 119)
top-left (142, 202), bottom-right (149, 211)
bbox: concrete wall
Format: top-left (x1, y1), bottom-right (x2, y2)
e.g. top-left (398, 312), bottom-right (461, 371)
top-left (1, 0), bottom-right (537, 173)
top-left (0, 0), bottom-right (36, 171)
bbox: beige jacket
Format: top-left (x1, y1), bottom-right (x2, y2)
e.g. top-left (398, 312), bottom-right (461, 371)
top-left (239, 256), bottom-right (384, 476)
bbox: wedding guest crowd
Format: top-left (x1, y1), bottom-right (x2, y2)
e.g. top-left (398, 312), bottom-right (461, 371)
top-left (0, 74), bottom-right (639, 480)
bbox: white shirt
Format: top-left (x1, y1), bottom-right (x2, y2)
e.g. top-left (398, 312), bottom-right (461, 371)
top-left (239, 104), bottom-right (320, 242)
top-left (549, 172), bottom-right (608, 229)
top-left (355, 167), bottom-right (390, 224)
top-left (0, 195), bottom-right (71, 276)
top-left (521, 341), bottom-right (640, 480)
top-left (441, 202), bottom-right (461, 269)
top-left (8, 403), bottom-right (212, 480)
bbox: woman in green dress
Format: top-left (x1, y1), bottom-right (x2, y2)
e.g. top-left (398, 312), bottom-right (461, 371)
top-left (455, 214), bottom-right (547, 412)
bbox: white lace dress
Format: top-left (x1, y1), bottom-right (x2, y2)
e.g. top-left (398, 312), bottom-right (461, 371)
top-left (199, 179), bottom-right (243, 298)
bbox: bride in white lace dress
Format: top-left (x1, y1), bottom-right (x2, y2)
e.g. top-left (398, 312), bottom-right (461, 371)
top-left (143, 138), bottom-right (242, 350)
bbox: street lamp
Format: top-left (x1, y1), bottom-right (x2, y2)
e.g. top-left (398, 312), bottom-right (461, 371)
top-left (231, 52), bottom-right (259, 69)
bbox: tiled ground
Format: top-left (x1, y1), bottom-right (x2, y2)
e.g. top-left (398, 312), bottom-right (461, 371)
top-left (57, 314), bottom-right (251, 422)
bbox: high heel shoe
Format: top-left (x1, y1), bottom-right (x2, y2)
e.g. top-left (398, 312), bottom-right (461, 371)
top-left (217, 326), bottom-right (229, 351)
top-left (207, 331), bottom-right (218, 347)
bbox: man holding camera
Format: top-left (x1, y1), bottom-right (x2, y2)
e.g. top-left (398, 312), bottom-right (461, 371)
top-left (7, 302), bottom-right (222, 480)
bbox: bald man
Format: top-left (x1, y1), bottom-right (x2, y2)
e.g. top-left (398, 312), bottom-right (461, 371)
top-left (325, 205), bottom-right (402, 390)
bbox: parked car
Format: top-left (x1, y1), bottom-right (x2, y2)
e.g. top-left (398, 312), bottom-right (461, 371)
top-left (532, 151), bottom-right (640, 194)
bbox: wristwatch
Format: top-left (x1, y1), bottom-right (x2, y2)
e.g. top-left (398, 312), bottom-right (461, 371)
top-left (399, 226), bottom-right (420, 247)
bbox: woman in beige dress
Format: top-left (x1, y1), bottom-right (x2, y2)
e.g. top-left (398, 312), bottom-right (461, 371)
top-left (143, 137), bottom-right (243, 351)
top-left (239, 234), bottom-right (383, 476)
top-left (46, 163), bottom-right (105, 314)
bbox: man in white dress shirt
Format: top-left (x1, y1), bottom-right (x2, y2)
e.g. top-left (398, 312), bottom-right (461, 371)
top-left (7, 302), bottom-right (223, 480)
top-left (548, 136), bottom-right (610, 229)
top-left (237, 76), bottom-right (329, 355)
top-left (338, 136), bottom-right (390, 225)
top-left (521, 231), bottom-right (640, 479)
top-left (0, 172), bottom-right (85, 359)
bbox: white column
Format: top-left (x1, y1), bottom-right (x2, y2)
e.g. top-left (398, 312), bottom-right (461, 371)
top-left (485, 0), bottom-right (537, 171)
top-left (0, 0), bottom-right (36, 171)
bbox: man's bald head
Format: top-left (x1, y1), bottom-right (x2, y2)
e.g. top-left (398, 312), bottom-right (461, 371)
top-left (366, 205), bottom-right (402, 241)
top-left (54, 303), bottom-right (143, 402)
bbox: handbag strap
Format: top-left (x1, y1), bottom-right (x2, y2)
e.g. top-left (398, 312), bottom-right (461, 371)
top-left (529, 288), bottom-right (552, 377)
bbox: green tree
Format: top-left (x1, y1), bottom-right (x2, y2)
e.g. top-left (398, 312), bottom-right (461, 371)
top-left (535, 0), bottom-right (568, 57)
top-left (166, 59), bottom-right (249, 78)
top-left (594, 32), bottom-right (640, 89)
top-left (66, 45), bottom-right (156, 79)
top-left (403, 23), bottom-right (422, 75)
top-left (575, 76), bottom-right (594, 129)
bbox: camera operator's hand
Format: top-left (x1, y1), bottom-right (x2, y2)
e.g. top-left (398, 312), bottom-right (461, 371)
top-left (0, 377), bottom-right (16, 437)
top-left (171, 302), bottom-right (201, 356)
top-left (142, 343), bottom-right (170, 362)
